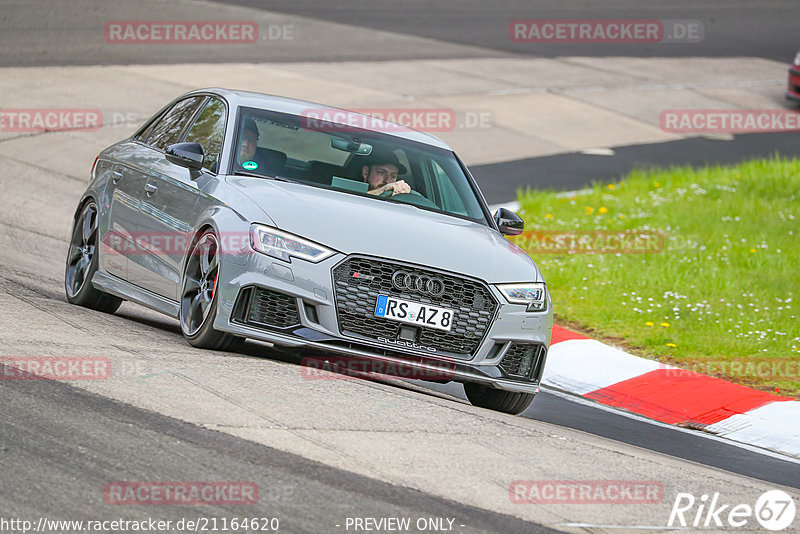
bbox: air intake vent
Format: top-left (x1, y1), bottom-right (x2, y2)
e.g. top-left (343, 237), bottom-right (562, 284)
top-left (232, 286), bottom-right (300, 330)
top-left (499, 343), bottom-right (546, 380)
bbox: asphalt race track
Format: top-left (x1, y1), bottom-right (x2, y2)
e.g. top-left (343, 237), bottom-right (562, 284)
top-left (5, 0), bottom-right (797, 64)
top-left (1, 370), bottom-right (558, 534)
top-left (1, 1), bottom-right (799, 533)
top-left (473, 132), bottom-right (800, 203)
top-left (222, 0), bottom-right (800, 62)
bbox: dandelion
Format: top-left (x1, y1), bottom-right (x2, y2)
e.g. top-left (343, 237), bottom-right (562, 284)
top-left (608, 184), bottom-right (615, 190)
top-left (585, 207), bottom-right (594, 215)
top-left (661, 322), bottom-right (670, 327)
top-left (545, 213), bottom-right (552, 219)
top-left (619, 214), bottom-right (626, 219)
top-left (749, 248), bottom-right (755, 253)
top-left (666, 343), bottom-right (676, 348)
top-left (646, 321), bottom-right (654, 326)
top-left (598, 207), bottom-right (608, 214)
top-left (653, 182), bottom-right (661, 188)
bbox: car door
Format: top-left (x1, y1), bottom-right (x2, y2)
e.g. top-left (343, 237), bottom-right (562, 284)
top-left (133, 96), bottom-right (228, 301)
top-left (102, 109), bottom-right (173, 281)
top-left (124, 96), bottom-right (208, 295)
top-left (102, 143), bottom-right (152, 280)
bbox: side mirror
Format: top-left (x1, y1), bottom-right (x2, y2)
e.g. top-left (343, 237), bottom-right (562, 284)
top-left (494, 207), bottom-right (524, 236)
top-left (165, 142), bottom-right (204, 172)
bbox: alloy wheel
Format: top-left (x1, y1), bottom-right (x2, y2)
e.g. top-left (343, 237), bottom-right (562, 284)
top-left (65, 201), bottom-right (98, 298)
top-left (181, 232), bottom-right (219, 336)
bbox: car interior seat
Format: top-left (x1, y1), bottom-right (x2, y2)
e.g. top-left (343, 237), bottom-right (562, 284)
top-left (255, 147), bottom-right (287, 176)
top-left (306, 160), bottom-right (343, 186)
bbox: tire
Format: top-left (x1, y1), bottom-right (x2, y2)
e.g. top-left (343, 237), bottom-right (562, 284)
top-left (463, 383), bottom-right (535, 415)
top-left (64, 200), bottom-right (123, 314)
top-left (180, 229), bottom-right (242, 351)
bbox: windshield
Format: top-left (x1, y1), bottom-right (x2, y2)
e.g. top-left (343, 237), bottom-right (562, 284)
top-left (230, 106), bottom-right (488, 223)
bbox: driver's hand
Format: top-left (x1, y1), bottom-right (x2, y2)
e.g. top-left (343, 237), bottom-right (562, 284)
top-left (383, 180), bottom-right (411, 196)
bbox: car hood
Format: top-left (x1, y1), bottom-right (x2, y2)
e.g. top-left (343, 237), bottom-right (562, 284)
top-left (226, 177), bottom-right (542, 283)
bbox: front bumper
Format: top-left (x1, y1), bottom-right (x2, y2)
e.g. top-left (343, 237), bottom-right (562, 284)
top-left (212, 251), bottom-right (552, 394)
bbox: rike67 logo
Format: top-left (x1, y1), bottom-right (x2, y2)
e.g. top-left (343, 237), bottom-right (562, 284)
top-left (668, 490), bottom-right (796, 531)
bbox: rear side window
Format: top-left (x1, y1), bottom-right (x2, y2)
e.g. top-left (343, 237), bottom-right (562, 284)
top-left (145, 97), bottom-right (206, 151)
top-left (183, 98), bottom-right (227, 172)
top-left (135, 116), bottom-right (159, 142)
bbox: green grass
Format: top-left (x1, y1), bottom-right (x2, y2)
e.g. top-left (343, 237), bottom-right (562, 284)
top-left (514, 157), bottom-right (800, 397)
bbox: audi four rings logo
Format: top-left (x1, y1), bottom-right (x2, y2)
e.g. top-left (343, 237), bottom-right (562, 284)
top-left (391, 270), bottom-right (446, 297)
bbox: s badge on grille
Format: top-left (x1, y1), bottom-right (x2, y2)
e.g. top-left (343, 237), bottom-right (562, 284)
top-left (351, 271), bottom-right (374, 281)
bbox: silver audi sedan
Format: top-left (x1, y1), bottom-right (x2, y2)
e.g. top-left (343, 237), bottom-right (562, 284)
top-left (65, 88), bottom-right (553, 414)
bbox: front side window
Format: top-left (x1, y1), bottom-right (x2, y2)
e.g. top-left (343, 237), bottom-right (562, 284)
top-left (229, 107), bottom-right (487, 224)
top-left (183, 97), bottom-right (227, 172)
top-left (428, 160), bottom-right (468, 216)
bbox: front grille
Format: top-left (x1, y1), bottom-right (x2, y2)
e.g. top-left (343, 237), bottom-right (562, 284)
top-left (233, 286), bottom-right (300, 330)
top-left (499, 343), bottom-right (546, 380)
top-left (332, 256), bottom-right (498, 358)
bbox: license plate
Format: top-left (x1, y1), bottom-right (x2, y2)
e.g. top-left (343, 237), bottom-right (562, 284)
top-left (374, 295), bottom-right (455, 332)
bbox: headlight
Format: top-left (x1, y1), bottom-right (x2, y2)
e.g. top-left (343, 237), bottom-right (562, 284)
top-left (795, 52), bottom-right (800, 66)
top-left (250, 224), bottom-right (336, 263)
top-left (496, 282), bottom-right (548, 312)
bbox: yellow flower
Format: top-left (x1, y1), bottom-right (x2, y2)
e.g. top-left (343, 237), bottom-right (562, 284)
top-left (608, 184), bottom-right (615, 190)
top-left (585, 206), bottom-right (594, 215)
top-left (666, 343), bottom-right (677, 348)
top-left (619, 214), bottom-right (626, 219)
top-left (645, 321), bottom-right (654, 326)
top-left (653, 182), bottom-right (661, 188)
top-left (598, 207), bottom-right (608, 214)
top-left (545, 213), bottom-right (552, 219)
top-left (661, 322), bottom-right (670, 327)
top-left (749, 248), bottom-right (756, 253)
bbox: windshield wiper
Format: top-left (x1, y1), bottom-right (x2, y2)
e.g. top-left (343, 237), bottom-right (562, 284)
top-left (232, 170), bottom-right (298, 183)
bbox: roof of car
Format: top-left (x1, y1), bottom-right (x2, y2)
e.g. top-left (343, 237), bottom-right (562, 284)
top-left (186, 87), bottom-right (453, 151)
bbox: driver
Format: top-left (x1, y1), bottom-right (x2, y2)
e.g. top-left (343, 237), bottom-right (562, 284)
top-left (238, 118), bottom-right (260, 165)
top-left (360, 150), bottom-right (412, 196)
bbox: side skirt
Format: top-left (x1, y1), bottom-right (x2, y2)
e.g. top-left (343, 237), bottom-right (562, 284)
top-left (92, 271), bottom-right (180, 318)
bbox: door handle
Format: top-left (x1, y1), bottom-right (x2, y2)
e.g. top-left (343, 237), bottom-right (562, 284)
top-left (144, 182), bottom-right (158, 196)
top-left (111, 169), bottom-right (123, 184)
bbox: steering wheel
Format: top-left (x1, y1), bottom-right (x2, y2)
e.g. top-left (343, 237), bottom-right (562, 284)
top-left (379, 189), bottom-right (439, 209)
